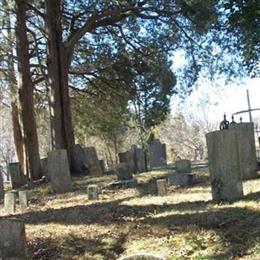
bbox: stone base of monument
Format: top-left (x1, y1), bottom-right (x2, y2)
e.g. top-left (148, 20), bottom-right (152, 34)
top-left (108, 178), bottom-right (138, 188)
top-left (168, 173), bottom-right (195, 186)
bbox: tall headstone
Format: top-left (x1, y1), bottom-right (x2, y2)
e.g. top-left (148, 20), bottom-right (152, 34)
top-left (136, 147), bottom-right (146, 173)
top-left (0, 218), bottom-right (27, 259)
top-left (71, 144), bottom-right (88, 173)
top-left (4, 191), bottom-right (16, 214)
top-left (206, 130), bottom-right (244, 202)
top-left (230, 123), bottom-right (257, 180)
top-left (0, 171), bottom-right (4, 199)
top-left (84, 147), bottom-right (103, 176)
top-left (175, 159), bottom-right (191, 173)
top-left (48, 149), bottom-right (73, 193)
top-left (8, 162), bottom-right (26, 189)
top-left (116, 163), bottom-right (133, 181)
top-left (99, 160), bottom-right (105, 174)
top-left (148, 139), bottom-right (167, 169)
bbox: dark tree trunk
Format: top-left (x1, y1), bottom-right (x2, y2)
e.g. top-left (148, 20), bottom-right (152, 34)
top-left (45, 0), bottom-right (75, 168)
top-left (15, 0), bottom-right (41, 180)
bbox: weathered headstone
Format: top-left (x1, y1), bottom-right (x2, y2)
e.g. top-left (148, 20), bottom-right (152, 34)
top-left (206, 130), bottom-right (244, 202)
top-left (0, 171), bottom-right (4, 199)
top-left (0, 218), bottom-right (27, 259)
top-left (230, 123), bottom-right (257, 180)
top-left (148, 139), bottom-right (167, 169)
top-left (48, 149), bottom-right (73, 193)
top-left (157, 179), bottom-right (167, 196)
top-left (99, 160), bottom-right (105, 174)
top-left (119, 253), bottom-right (165, 260)
top-left (72, 144), bottom-right (88, 173)
top-left (84, 147), bottom-right (103, 176)
top-left (175, 159), bottom-right (191, 173)
top-left (87, 185), bottom-right (99, 200)
top-left (19, 190), bottom-right (28, 209)
top-left (136, 147), bottom-right (146, 173)
top-left (118, 151), bottom-right (129, 163)
top-left (8, 162), bottom-right (26, 189)
top-left (116, 163), bottom-right (133, 181)
top-left (168, 173), bottom-right (195, 186)
top-left (4, 191), bottom-right (16, 214)
top-left (40, 157), bottom-right (49, 179)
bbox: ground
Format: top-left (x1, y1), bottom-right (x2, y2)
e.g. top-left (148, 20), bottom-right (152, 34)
top-left (0, 168), bottom-right (260, 260)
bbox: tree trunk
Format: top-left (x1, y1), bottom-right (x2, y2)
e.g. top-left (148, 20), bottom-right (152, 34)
top-left (15, 0), bottom-right (41, 180)
top-left (45, 0), bottom-right (75, 168)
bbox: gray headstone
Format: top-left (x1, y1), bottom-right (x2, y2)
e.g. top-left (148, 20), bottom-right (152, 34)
top-left (206, 130), bottom-right (244, 202)
top-left (19, 190), bottom-right (28, 209)
top-left (136, 148), bottom-right (146, 173)
top-left (157, 179), bottom-right (167, 196)
top-left (0, 172), bottom-right (4, 199)
top-left (116, 163), bottom-right (133, 181)
top-left (175, 159), bottom-right (191, 173)
top-left (230, 123), bottom-right (257, 180)
top-left (7, 162), bottom-right (26, 189)
top-left (168, 173), bottom-right (195, 186)
top-left (119, 253), bottom-right (165, 260)
top-left (0, 218), bottom-right (27, 259)
top-left (99, 160), bottom-right (105, 174)
top-left (149, 139), bottom-right (167, 169)
top-left (118, 152), bottom-right (129, 163)
top-left (4, 191), bottom-right (16, 214)
top-left (40, 157), bottom-right (49, 179)
top-left (48, 149), bottom-right (73, 193)
top-left (84, 147), bottom-right (103, 176)
top-left (87, 184), bottom-right (99, 200)
top-left (72, 144), bottom-right (88, 173)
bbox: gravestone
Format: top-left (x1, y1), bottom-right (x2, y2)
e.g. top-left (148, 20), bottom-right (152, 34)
top-left (118, 151), bottom-right (129, 163)
top-left (119, 253), bottom-right (165, 260)
top-left (206, 130), bottom-right (244, 202)
top-left (48, 149), bottom-right (73, 193)
top-left (99, 160), bottom-right (105, 174)
top-left (8, 162), bottom-right (26, 189)
top-left (72, 144), bottom-right (88, 173)
top-left (230, 123), bottom-right (257, 180)
top-left (0, 218), bottom-right (27, 259)
top-left (0, 171), bottom-right (4, 199)
top-left (175, 159), bottom-right (191, 173)
top-left (168, 173), bottom-right (195, 186)
top-left (40, 157), bottom-right (49, 179)
top-left (19, 190), bottom-right (28, 209)
top-left (136, 148), bottom-right (146, 173)
top-left (148, 139), bottom-right (167, 169)
top-left (116, 163), bottom-right (133, 181)
top-left (157, 179), bottom-right (167, 196)
top-left (4, 191), bottom-right (16, 214)
top-left (84, 147), bottom-right (103, 176)
top-left (87, 185), bottom-right (99, 200)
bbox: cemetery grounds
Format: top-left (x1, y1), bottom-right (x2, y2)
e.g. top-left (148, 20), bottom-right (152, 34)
top-left (0, 168), bottom-right (260, 260)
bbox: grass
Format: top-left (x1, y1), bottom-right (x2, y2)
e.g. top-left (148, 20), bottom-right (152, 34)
top-left (0, 168), bottom-right (260, 259)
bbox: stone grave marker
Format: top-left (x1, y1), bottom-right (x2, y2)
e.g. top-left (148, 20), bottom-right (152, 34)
top-left (0, 171), bottom-right (4, 199)
top-left (136, 147), bottom-right (146, 173)
top-left (48, 149), bottom-right (73, 193)
top-left (168, 173), bottom-right (195, 186)
top-left (230, 123), bottom-right (257, 180)
top-left (156, 179), bottom-right (167, 196)
top-left (116, 162), bottom-right (133, 181)
top-left (8, 162), bottom-right (26, 189)
top-left (119, 253), bottom-right (165, 260)
top-left (40, 157), bottom-right (49, 179)
top-left (87, 185), bottom-right (99, 200)
top-left (84, 147), bottom-right (103, 176)
top-left (72, 144), bottom-right (88, 173)
top-left (148, 139), bottom-right (167, 169)
top-left (0, 218), bottom-right (27, 259)
top-left (99, 160), bottom-right (106, 174)
top-left (206, 129), bottom-right (244, 202)
top-left (4, 191), bottom-right (16, 214)
top-left (175, 159), bottom-right (191, 173)
top-left (19, 190), bottom-right (28, 209)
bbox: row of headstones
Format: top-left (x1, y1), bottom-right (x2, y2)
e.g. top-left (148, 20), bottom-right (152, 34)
top-left (206, 122), bottom-right (258, 202)
top-left (0, 218), bottom-right (164, 259)
top-left (117, 139), bottom-right (167, 178)
top-left (5, 145), bottom-right (105, 191)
